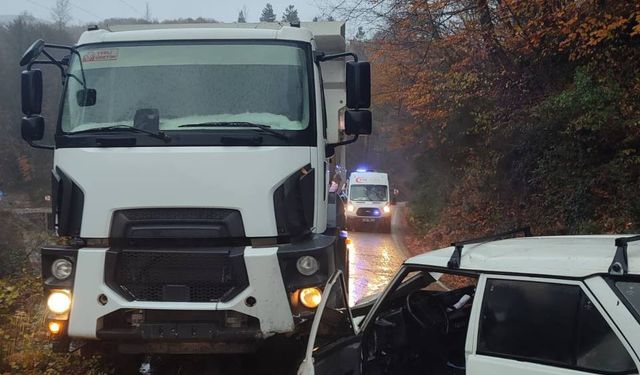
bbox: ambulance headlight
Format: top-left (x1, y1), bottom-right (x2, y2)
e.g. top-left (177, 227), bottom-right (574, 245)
top-left (51, 258), bottom-right (73, 280)
top-left (296, 256), bottom-right (319, 276)
top-left (347, 204), bottom-right (355, 212)
top-left (383, 205), bottom-right (391, 213)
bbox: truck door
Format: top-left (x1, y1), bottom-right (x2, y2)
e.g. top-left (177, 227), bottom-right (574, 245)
top-left (467, 275), bottom-right (639, 375)
top-left (297, 271), bottom-right (362, 375)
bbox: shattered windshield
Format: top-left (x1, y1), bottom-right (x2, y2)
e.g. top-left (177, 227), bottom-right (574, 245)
top-left (61, 42), bottom-right (311, 133)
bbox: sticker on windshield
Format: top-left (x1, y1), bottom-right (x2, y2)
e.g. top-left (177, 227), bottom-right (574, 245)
top-left (82, 49), bottom-right (119, 63)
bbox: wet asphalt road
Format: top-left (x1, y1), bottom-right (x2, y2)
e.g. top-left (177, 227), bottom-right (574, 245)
top-left (347, 219), bottom-right (409, 305)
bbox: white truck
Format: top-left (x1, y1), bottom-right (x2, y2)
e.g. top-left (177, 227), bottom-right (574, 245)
top-left (345, 170), bottom-right (392, 232)
top-left (18, 21), bottom-right (369, 355)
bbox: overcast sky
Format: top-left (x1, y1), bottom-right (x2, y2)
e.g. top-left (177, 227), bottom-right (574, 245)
top-left (5, 0), bottom-right (326, 24)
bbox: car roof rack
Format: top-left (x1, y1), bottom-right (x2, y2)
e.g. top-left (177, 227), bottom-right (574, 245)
top-left (448, 227), bottom-right (533, 269)
top-left (609, 235), bottom-right (640, 276)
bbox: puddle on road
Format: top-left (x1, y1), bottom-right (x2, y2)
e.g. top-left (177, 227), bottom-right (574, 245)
top-left (347, 232), bottom-right (407, 306)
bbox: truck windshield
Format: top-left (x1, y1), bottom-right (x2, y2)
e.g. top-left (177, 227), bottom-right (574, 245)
top-left (61, 42), bottom-right (311, 134)
top-left (350, 185), bottom-right (388, 202)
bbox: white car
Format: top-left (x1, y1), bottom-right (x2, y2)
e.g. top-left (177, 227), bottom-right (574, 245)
top-left (298, 229), bottom-right (640, 375)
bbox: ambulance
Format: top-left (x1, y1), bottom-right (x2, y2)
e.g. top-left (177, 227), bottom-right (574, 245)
top-left (345, 170), bottom-right (392, 232)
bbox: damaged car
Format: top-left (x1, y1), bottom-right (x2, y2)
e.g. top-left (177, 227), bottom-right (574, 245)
top-left (299, 229), bottom-right (640, 375)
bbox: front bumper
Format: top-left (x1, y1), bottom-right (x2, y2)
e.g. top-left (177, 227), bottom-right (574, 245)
top-left (71, 245), bottom-right (291, 339)
top-left (346, 216), bottom-right (390, 223)
top-left (43, 234), bottom-right (337, 352)
top-left (345, 211), bottom-right (391, 223)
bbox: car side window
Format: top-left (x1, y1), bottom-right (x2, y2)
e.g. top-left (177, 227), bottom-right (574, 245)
top-left (478, 279), bottom-right (636, 373)
top-left (576, 296), bottom-right (634, 372)
top-left (614, 281), bottom-right (640, 317)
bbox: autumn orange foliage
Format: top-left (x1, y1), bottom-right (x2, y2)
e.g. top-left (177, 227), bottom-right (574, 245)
top-left (366, 0), bottom-right (640, 247)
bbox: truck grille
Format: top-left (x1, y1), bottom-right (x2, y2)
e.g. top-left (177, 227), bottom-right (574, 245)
top-left (107, 248), bottom-right (248, 303)
top-left (356, 207), bottom-right (381, 217)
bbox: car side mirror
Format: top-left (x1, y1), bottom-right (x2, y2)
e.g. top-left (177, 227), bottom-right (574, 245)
top-left (76, 88), bottom-right (96, 107)
top-left (21, 69), bottom-right (43, 115)
top-left (21, 116), bottom-right (45, 142)
top-left (345, 110), bottom-right (372, 135)
top-left (346, 61), bottom-right (371, 109)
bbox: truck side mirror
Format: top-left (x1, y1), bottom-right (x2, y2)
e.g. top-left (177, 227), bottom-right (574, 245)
top-left (19, 39), bottom-right (45, 67)
top-left (21, 69), bottom-right (43, 115)
top-left (345, 110), bottom-right (372, 135)
top-left (346, 61), bottom-right (371, 109)
top-left (21, 116), bottom-right (45, 142)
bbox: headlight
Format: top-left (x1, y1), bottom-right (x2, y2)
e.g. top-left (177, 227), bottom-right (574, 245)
top-left (299, 287), bottom-right (322, 308)
top-left (51, 258), bottom-right (73, 280)
top-left (347, 204), bottom-right (355, 212)
top-left (47, 290), bottom-right (72, 314)
top-left (383, 205), bottom-right (391, 213)
top-left (296, 256), bottom-right (319, 276)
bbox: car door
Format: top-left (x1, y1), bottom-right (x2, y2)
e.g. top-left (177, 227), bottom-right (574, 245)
top-left (297, 270), bottom-right (363, 375)
top-left (466, 275), bottom-right (639, 375)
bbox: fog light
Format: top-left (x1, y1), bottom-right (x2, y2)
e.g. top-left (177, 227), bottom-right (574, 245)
top-left (300, 287), bottom-right (322, 308)
top-left (383, 205), bottom-right (391, 213)
top-left (51, 258), bottom-right (73, 280)
top-left (48, 321), bottom-right (62, 334)
top-left (47, 290), bottom-right (71, 314)
top-left (347, 204), bottom-right (355, 212)
top-left (296, 256), bottom-right (319, 276)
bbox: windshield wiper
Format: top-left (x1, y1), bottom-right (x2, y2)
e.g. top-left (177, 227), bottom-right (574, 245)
top-left (70, 125), bottom-right (170, 142)
top-left (178, 121), bottom-right (289, 141)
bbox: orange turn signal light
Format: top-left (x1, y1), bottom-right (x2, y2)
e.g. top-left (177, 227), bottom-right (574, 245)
top-left (48, 321), bottom-right (63, 334)
top-left (299, 287), bottom-right (322, 309)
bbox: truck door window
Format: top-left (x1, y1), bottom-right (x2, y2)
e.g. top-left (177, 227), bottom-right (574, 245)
top-left (316, 62), bottom-right (328, 139)
top-left (479, 279), bottom-right (636, 373)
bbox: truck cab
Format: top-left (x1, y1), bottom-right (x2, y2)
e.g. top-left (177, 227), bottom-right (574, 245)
top-left (345, 171), bottom-right (391, 232)
top-left (19, 22), bottom-right (371, 354)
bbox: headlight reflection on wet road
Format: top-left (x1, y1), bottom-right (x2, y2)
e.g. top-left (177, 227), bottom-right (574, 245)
top-left (347, 232), bottom-right (406, 306)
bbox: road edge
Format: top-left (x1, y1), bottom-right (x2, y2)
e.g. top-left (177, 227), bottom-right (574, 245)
top-left (391, 202), bottom-right (411, 260)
